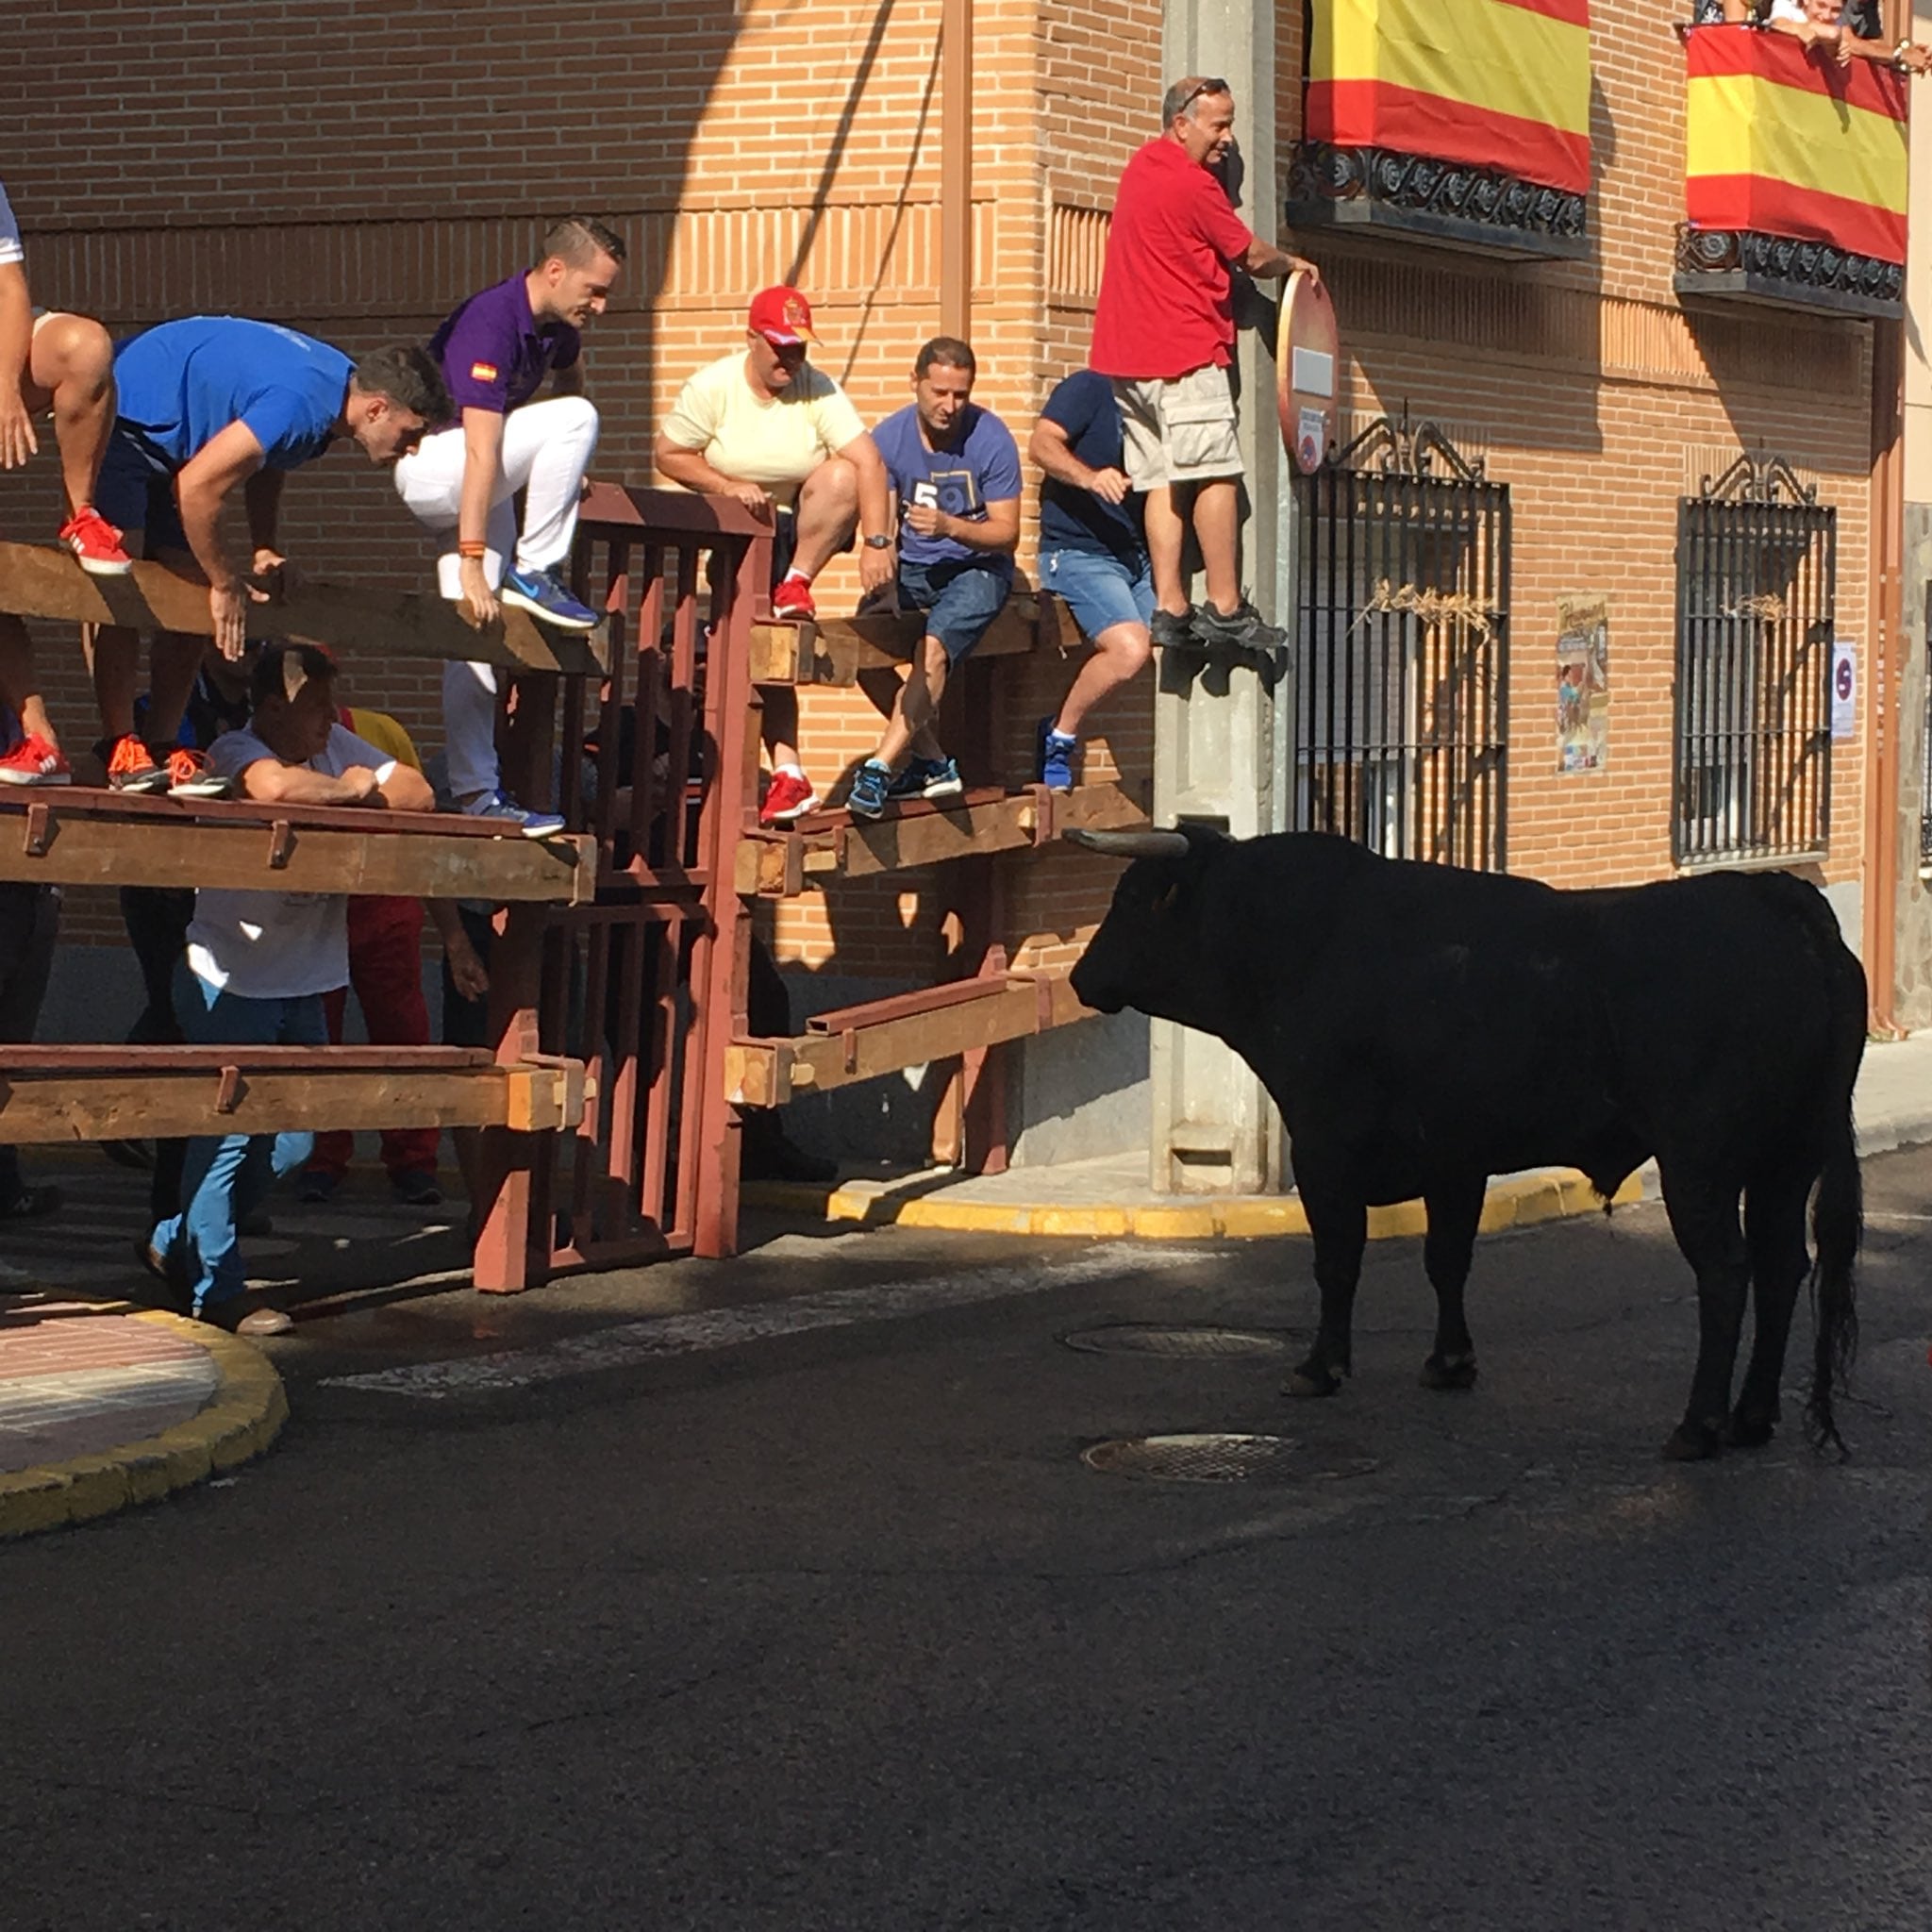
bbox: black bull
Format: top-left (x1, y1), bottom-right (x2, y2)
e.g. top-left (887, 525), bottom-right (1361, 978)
top-left (1067, 827), bottom-right (1866, 1459)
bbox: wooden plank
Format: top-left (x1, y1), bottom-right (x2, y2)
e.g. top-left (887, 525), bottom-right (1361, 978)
top-left (748, 594), bottom-right (1085, 687)
top-left (0, 803), bottom-right (594, 902)
top-left (0, 1046), bottom-right (491, 1072)
top-left (0, 1060), bottom-right (580, 1144)
top-left (734, 782), bottom-right (1148, 894)
top-left (0, 541), bottom-right (607, 675)
top-left (725, 973), bottom-right (1092, 1106)
top-left (578, 480), bottom-right (774, 541)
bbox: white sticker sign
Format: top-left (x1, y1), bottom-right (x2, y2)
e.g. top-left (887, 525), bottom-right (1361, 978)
top-left (1830, 641), bottom-right (1857, 742)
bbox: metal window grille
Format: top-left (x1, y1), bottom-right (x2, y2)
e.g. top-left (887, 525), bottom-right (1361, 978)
top-left (1673, 454), bottom-right (1834, 868)
top-left (1293, 418), bottom-right (1511, 871)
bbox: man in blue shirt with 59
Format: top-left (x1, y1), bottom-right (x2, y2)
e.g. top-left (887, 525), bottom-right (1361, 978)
top-left (848, 337), bottom-right (1020, 819)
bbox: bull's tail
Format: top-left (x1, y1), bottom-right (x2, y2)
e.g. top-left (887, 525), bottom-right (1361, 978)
top-left (1805, 1106), bottom-right (1862, 1454)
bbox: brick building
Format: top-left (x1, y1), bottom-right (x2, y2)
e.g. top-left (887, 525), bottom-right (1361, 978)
top-left (1, 0), bottom-right (1915, 1168)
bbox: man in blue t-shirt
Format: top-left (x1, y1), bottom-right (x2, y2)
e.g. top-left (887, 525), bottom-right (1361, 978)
top-left (847, 337), bottom-right (1020, 819)
top-left (1029, 370), bottom-right (1155, 791)
top-left (89, 318), bottom-right (449, 796)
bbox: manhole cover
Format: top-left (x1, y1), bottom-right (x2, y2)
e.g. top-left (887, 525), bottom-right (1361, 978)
top-left (1082, 1433), bottom-right (1305, 1482)
top-left (1061, 1324), bottom-right (1295, 1360)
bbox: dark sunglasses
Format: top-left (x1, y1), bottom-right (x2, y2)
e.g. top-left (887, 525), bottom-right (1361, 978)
top-left (1173, 76), bottom-right (1230, 116)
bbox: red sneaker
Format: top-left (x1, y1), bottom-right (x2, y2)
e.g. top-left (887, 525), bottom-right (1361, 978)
top-left (166, 747), bottom-right (231, 798)
top-left (0, 734), bottom-right (73, 786)
top-left (58, 507), bottom-right (134, 577)
top-left (105, 732), bottom-right (167, 793)
top-left (770, 575), bottom-right (817, 623)
top-left (759, 769), bottom-right (820, 825)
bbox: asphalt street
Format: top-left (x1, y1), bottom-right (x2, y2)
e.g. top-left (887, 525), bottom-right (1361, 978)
top-left (4, 1148), bottom-right (1929, 1931)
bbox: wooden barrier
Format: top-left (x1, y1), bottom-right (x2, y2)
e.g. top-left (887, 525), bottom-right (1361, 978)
top-left (724, 972), bottom-right (1093, 1107)
top-left (0, 791), bottom-right (594, 902)
top-left (0, 1046), bottom-right (584, 1144)
top-left (0, 541), bottom-right (607, 675)
top-left (747, 594), bottom-right (1081, 688)
top-left (735, 782), bottom-right (1147, 894)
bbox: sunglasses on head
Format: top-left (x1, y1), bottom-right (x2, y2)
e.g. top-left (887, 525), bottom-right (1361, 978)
top-left (1174, 76), bottom-right (1230, 115)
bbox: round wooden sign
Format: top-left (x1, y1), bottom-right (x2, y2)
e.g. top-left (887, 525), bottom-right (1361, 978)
top-left (1276, 268), bottom-right (1340, 476)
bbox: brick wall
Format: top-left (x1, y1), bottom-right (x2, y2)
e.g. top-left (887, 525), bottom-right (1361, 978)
top-left (0, 0), bottom-right (1882, 976)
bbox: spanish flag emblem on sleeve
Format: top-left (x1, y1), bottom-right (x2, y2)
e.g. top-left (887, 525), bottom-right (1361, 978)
top-left (470, 361), bottom-right (500, 384)
top-left (1684, 25), bottom-right (1908, 266)
top-left (1305, 0), bottom-right (1591, 196)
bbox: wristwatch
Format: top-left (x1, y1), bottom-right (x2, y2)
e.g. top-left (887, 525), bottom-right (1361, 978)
top-left (863, 533), bottom-right (893, 548)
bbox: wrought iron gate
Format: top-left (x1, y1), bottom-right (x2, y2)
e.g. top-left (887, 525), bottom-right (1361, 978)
top-left (1293, 418), bottom-right (1510, 871)
top-left (1674, 454), bottom-right (1834, 868)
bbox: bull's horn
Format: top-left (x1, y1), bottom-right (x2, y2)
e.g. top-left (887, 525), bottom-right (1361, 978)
top-left (1063, 827), bottom-right (1193, 858)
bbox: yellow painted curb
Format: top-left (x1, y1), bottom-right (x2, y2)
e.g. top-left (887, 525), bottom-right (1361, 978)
top-left (0, 1310), bottom-right (288, 1541)
top-left (741, 1168), bottom-right (1646, 1241)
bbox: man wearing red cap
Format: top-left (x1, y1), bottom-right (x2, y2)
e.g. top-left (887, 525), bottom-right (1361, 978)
top-left (655, 286), bottom-right (893, 824)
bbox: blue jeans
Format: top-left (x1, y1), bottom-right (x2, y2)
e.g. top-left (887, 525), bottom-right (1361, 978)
top-left (151, 964), bottom-right (327, 1310)
top-left (896, 558), bottom-right (1009, 662)
top-left (1041, 544), bottom-right (1155, 639)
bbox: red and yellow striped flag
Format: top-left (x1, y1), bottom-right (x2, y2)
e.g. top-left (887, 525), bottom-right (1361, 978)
top-left (1684, 25), bottom-right (1907, 265)
top-left (1305, 0), bottom-right (1591, 196)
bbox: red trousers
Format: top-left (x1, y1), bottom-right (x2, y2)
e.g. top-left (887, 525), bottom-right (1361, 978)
top-left (307, 896), bottom-right (441, 1181)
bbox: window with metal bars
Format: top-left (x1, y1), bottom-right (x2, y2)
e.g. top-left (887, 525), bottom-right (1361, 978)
top-left (1673, 455), bottom-right (1834, 868)
top-left (1292, 418), bottom-right (1511, 871)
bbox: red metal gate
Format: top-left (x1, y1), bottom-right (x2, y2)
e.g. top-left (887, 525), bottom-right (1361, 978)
top-left (472, 486), bottom-right (766, 1290)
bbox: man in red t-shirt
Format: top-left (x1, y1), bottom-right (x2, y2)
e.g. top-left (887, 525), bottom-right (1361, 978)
top-left (1091, 76), bottom-right (1317, 657)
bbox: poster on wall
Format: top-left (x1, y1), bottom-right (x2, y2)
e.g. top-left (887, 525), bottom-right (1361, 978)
top-left (1556, 594), bottom-right (1610, 775)
top-left (1830, 641), bottom-right (1857, 742)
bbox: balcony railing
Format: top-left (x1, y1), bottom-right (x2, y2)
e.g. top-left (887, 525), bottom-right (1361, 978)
top-left (1289, 0), bottom-right (1591, 260)
top-left (1675, 21), bottom-right (1907, 319)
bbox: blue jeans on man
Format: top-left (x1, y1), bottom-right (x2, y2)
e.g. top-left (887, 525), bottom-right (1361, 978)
top-left (150, 962), bottom-right (325, 1311)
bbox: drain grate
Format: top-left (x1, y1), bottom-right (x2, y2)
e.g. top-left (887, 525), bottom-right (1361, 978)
top-left (1082, 1433), bottom-right (1305, 1483)
top-left (1061, 1324), bottom-right (1296, 1360)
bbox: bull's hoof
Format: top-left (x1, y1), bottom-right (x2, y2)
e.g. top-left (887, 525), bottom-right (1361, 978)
top-left (1662, 1422), bottom-right (1724, 1461)
top-left (1287, 1361), bottom-right (1344, 1399)
top-left (1724, 1412), bottom-right (1776, 1450)
top-left (1420, 1352), bottom-right (1478, 1391)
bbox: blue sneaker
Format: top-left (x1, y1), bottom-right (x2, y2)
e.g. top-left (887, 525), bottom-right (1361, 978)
top-left (500, 564), bottom-right (598, 631)
top-left (847, 759), bottom-right (893, 820)
top-left (1037, 718), bottom-right (1077, 792)
top-left (464, 789), bottom-right (567, 840)
top-left (888, 756), bottom-right (964, 801)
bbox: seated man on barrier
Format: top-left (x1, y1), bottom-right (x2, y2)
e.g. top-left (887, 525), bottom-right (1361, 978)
top-left (396, 216), bottom-right (626, 839)
top-left (143, 642), bottom-right (435, 1336)
top-left (0, 173), bottom-right (130, 788)
top-left (1029, 369), bottom-right (1154, 792)
top-left (654, 286), bottom-right (895, 825)
top-left (846, 337), bottom-right (1020, 821)
top-left (90, 318), bottom-right (448, 796)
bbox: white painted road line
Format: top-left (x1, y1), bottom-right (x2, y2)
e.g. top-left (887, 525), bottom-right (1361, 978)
top-left (322, 1245), bottom-right (1212, 1399)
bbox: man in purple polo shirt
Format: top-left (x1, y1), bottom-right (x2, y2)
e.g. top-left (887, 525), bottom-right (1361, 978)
top-left (396, 214), bottom-right (626, 837)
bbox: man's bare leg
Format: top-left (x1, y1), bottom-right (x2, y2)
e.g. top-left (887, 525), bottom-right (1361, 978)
top-left (1054, 619), bottom-right (1153, 737)
top-left (1141, 484), bottom-right (1190, 617)
top-left (873, 637), bottom-right (950, 772)
top-left (25, 313), bottom-right (114, 518)
top-left (1191, 478), bottom-right (1243, 617)
top-left (0, 614), bottom-right (57, 746)
top-left (86, 625), bottom-right (201, 749)
top-left (760, 684), bottom-right (802, 773)
top-left (789, 457), bottom-right (858, 582)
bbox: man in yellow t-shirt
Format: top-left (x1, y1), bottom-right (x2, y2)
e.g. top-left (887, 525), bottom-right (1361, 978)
top-left (654, 286), bottom-right (895, 824)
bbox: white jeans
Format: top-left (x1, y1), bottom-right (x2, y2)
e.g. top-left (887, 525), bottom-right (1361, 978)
top-left (393, 394), bottom-right (601, 800)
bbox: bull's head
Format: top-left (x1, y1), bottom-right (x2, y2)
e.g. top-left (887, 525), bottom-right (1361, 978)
top-left (1066, 824), bottom-right (1226, 1028)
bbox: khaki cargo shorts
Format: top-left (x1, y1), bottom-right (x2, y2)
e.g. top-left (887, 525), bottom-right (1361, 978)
top-left (1111, 363), bottom-right (1243, 489)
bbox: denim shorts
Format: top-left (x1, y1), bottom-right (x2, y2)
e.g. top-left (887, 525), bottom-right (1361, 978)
top-left (1041, 544), bottom-right (1155, 639)
top-left (896, 558), bottom-right (1009, 662)
top-left (94, 426), bottom-right (186, 556)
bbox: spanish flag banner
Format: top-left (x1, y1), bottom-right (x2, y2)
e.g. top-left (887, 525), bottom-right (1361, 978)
top-left (1305, 0), bottom-right (1591, 196)
top-left (1684, 25), bottom-right (1907, 265)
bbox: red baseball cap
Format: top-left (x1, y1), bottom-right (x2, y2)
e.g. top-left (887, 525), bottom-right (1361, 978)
top-left (748, 286), bottom-right (819, 347)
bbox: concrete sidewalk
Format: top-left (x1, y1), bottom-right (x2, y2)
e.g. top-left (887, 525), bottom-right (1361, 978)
top-left (0, 1290), bottom-right (287, 1537)
top-left (746, 1028), bottom-right (1932, 1237)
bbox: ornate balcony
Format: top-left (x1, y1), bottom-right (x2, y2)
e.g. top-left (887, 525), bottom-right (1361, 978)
top-left (1289, 0), bottom-right (1592, 262)
top-left (1675, 22), bottom-right (1907, 321)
